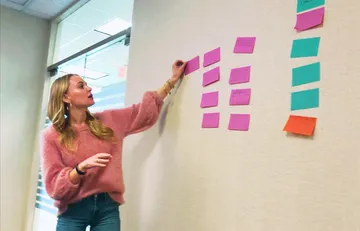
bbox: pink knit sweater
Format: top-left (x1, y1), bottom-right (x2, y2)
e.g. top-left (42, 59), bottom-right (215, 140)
top-left (41, 91), bottom-right (163, 215)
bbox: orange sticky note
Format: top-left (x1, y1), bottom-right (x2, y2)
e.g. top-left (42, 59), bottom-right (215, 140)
top-left (283, 115), bottom-right (317, 136)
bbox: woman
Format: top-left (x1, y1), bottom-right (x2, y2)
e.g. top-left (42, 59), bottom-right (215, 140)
top-left (41, 60), bottom-right (186, 231)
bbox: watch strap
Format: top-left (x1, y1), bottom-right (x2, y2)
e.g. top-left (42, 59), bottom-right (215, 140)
top-left (75, 164), bottom-right (86, 175)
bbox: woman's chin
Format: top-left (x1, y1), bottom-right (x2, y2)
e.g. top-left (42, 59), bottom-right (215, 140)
top-left (87, 99), bottom-right (95, 107)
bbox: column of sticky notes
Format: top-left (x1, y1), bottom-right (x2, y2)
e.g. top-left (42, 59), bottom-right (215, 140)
top-left (283, 0), bottom-right (325, 136)
top-left (227, 37), bottom-right (256, 131)
top-left (201, 48), bottom-right (221, 128)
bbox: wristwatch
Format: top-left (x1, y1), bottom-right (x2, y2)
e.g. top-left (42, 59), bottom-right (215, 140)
top-left (75, 164), bottom-right (86, 175)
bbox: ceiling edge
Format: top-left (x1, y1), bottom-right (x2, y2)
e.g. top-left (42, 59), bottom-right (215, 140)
top-left (51, 0), bottom-right (90, 23)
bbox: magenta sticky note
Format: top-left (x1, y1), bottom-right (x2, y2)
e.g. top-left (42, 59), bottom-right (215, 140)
top-left (228, 114), bottom-right (250, 131)
top-left (203, 47), bottom-right (220, 67)
top-left (229, 88), bottom-right (251, 105)
top-left (202, 112), bottom-right (220, 128)
top-left (233, 37), bottom-right (256, 53)
top-left (295, 7), bottom-right (325, 32)
top-left (229, 66), bottom-right (251, 84)
top-left (200, 91), bottom-right (219, 108)
top-left (184, 56), bottom-right (200, 75)
top-left (203, 67), bottom-right (220, 86)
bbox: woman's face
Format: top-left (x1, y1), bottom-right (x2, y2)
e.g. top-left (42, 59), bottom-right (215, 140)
top-left (63, 75), bottom-right (94, 108)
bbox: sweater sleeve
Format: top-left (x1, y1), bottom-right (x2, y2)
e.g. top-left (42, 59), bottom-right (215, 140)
top-left (98, 91), bottom-right (163, 136)
top-left (40, 130), bottom-right (79, 201)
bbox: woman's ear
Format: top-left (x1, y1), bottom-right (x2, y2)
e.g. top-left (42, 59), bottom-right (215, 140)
top-left (63, 94), bottom-right (71, 104)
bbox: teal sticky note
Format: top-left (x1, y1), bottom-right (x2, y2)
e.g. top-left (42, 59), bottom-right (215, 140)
top-left (291, 88), bottom-right (319, 111)
top-left (292, 62), bottom-right (320, 87)
top-left (290, 37), bottom-right (320, 58)
top-left (297, 0), bottom-right (325, 13)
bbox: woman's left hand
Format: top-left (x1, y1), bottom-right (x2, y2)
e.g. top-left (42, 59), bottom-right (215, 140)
top-left (171, 60), bottom-right (186, 83)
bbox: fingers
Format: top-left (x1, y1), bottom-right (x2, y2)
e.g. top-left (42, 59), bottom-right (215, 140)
top-left (96, 159), bottom-right (110, 164)
top-left (86, 153), bottom-right (112, 169)
top-left (92, 163), bottom-right (107, 167)
top-left (173, 60), bottom-right (185, 67)
top-left (175, 60), bottom-right (185, 67)
top-left (96, 153), bottom-right (112, 159)
top-left (90, 159), bottom-right (109, 168)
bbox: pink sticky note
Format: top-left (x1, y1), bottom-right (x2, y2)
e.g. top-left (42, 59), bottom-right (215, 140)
top-left (229, 88), bottom-right (251, 105)
top-left (229, 66), bottom-right (251, 84)
top-left (203, 47), bottom-right (220, 67)
top-left (295, 7), bottom-right (325, 32)
top-left (200, 91), bottom-right (218, 108)
top-left (184, 56), bottom-right (200, 75)
top-left (203, 67), bottom-right (220, 86)
top-left (202, 112), bottom-right (220, 128)
top-left (233, 37), bottom-right (256, 53)
top-left (228, 114), bottom-right (250, 131)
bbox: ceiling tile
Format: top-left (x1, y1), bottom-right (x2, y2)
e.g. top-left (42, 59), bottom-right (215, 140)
top-left (23, 7), bottom-right (52, 18)
top-left (7, 0), bottom-right (27, 5)
top-left (0, 0), bottom-right (78, 18)
top-left (27, 0), bottom-right (77, 17)
top-left (0, 0), bottom-right (24, 10)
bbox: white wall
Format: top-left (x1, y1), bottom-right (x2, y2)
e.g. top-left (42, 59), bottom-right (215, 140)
top-left (0, 6), bottom-right (50, 231)
top-left (122, 0), bottom-right (360, 231)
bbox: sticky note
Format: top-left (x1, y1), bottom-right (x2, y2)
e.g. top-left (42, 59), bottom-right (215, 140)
top-left (283, 115), bottom-right (317, 136)
top-left (229, 66), bottom-right (251, 84)
top-left (202, 112), bottom-right (220, 128)
top-left (200, 91), bottom-right (219, 108)
top-left (203, 67), bottom-right (220, 87)
top-left (229, 88), bottom-right (251, 105)
top-left (203, 47), bottom-right (220, 67)
top-left (233, 37), bottom-right (256, 53)
top-left (291, 88), bottom-right (319, 111)
top-left (292, 62), bottom-right (320, 87)
top-left (228, 114), bottom-right (250, 131)
top-left (184, 56), bottom-right (200, 75)
top-left (295, 7), bottom-right (325, 32)
top-left (290, 37), bottom-right (320, 58)
top-left (297, 0), bottom-right (325, 13)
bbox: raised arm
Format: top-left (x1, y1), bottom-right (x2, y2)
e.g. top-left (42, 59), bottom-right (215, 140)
top-left (123, 91), bottom-right (164, 136)
top-left (40, 130), bottom-right (80, 201)
top-left (97, 60), bottom-right (186, 136)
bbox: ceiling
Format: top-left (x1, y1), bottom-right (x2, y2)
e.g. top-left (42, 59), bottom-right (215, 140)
top-left (0, 0), bottom-right (78, 19)
top-left (0, 0), bottom-right (133, 66)
top-left (1, 0), bottom-right (133, 89)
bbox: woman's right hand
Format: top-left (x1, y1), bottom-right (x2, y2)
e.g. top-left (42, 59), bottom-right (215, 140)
top-left (78, 153), bottom-right (112, 172)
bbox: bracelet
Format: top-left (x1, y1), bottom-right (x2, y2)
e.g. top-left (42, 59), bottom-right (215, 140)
top-left (163, 86), bottom-right (170, 95)
top-left (75, 164), bottom-right (86, 175)
top-left (166, 80), bottom-right (174, 89)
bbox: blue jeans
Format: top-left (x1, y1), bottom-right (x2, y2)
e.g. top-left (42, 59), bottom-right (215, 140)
top-left (56, 193), bottom-right (121, 231)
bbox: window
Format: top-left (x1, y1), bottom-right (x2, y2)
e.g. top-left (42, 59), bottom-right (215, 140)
top-left (53, 0), bottom-right (133, 63)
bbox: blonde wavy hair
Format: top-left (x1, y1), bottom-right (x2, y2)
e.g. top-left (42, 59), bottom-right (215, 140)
top-left (47, 74), bottom-right (115, 150)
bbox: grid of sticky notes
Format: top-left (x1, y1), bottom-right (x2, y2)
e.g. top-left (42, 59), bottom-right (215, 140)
top-left (284, 0), bottom-right (325, 137)
top-left (200, 37), bottom-right (255, 131)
